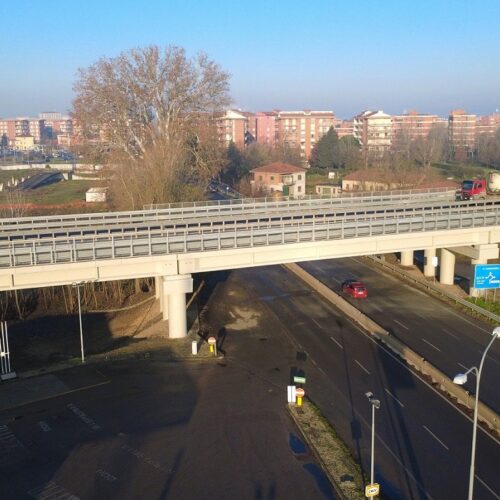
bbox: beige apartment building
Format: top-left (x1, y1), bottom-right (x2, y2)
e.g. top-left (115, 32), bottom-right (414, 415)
top-left (392, 110), bottom-right (442, 139)
top-left (217, 109), bottom-right (249, 148)
top-left (353, 110), bottom-right (392, 154)
top-left (275, 110), bottom-right (336, 159)
top-left (14, 135), bottom-right (35, 150)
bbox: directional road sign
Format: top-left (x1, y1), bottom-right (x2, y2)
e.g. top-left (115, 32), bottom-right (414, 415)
top-left (365, 483), bottom-right (380, 497)
top-left (293, 376), bottom-right (306, 384)
top-left (473, 264), bottom-right (500, 289)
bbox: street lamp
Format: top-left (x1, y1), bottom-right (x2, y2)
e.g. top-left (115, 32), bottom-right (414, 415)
top-left (365, 392), bottom-right (381, 488)
top-left (453, 326), bottom-right (500, 500)
top-left (72, 281), bottom-right (89, 363)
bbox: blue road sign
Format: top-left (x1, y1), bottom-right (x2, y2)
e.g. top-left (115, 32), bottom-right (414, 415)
top-left (474, 264), bottom-right (500, 289)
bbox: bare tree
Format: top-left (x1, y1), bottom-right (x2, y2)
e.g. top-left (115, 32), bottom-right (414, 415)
top-left (411, 125), bottom-right (448, 169)
top-left (73, 45), bottom-right (231, 209)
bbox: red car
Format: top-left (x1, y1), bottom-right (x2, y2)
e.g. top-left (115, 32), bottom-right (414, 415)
top-left (341, 280), bottom-right (368, 299)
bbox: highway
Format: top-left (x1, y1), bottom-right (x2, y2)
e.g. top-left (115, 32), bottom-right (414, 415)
top-left (300, 257), bottom-right (500, 414)
top-left (213, 265), bottom-right (500, 499)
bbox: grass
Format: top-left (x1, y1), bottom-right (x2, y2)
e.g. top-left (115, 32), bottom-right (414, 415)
top-left (467, 296), bottom-right (500, 316)
top-left (0, 169), bottom-right (39, 184)
top-left (0, 179), bottom-right (94, 205)
top-left (432, 161), bottom-right (495, 181)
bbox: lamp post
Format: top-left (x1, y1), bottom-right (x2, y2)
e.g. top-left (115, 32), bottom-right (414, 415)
top-left (365, 392), bottom-right (381, 488)
top-left (72, 282), bottom-right (86, 363)
top-left (453, 326), bottom-right (500, 500)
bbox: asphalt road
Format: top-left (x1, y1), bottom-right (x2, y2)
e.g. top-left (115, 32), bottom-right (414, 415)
top-left (214, 265), bottom-right (499, 500)
top-left (300, 257), bottom-right (500, 413)
top-left (0, 359), bottom-right (335, 500)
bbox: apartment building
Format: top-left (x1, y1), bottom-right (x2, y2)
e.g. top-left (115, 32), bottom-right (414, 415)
top-left (392, 110), bottom-right (441, 140)
top-left (275, 110), bottom-right (336, 159)
top-left (254, 111), bottom-right (278, 145)
top-left (0, 119), bottom-right (16, 143)
top-left (448, 109), bottom-right (476, 160)
top-left (353, 110), bottom-right (392, 153)
top-left (217, 109), bottom-right (249, 148)
top-left (333, 119), bottom-right (354, 138)
top-left (476, 112), bottom-right (500, 136)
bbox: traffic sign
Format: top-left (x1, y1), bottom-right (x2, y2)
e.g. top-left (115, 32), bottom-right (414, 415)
top-left (207, 336), bottom-right (216, 344)
top-left (473, 264), bottom-right (500, 289)
top-left (295, 388), bottom-right (305, 398)
top-left (365, 483), bottom-right (380, 497)
top-left (293, 376), bottom-right (306, 384)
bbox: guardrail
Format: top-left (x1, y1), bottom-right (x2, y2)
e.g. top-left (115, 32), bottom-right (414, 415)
top-left (366, 255), bottom-right (500, 324)
top-left (1, 201), bottom-right (500, 268)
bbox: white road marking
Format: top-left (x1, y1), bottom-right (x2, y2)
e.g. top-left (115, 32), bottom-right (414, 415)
top-left (120, 443), bottom-right (162, 470)
top-left (414, 312), bottom-right (427, 320)
top-left (96, 469), bottom-right (117, 482)
top-left (457, 362), bottom-right (469, 371)
top-left (311, 318), bottom-right (323, 330)
top-left (442, 328), bottom-right (458, 339)
top-left (318, 367), bottom-right (326, 376)
top-left (384, 388), bottom-right (405, 407)
top-left (330, 276), bottom-right (341, 284)
top-left (330, 336), bottom-right (344, 349)
top-left (475, 475), bottom-right (499, 499)
top-left (311, 358), bottom-right (318, 367)
top-left (355, 359), bottom-right (371, 375)
top-left (423, 425), bottom-right (449, 450)
top-left (447, 310), bottom-right (491, 334)
top-left (67, 403), bottom-right (100, 431)
top-left (28, 481), bottom-right (79, 499)
top-left (422, 338), bottom-right (441, 352)
top-left (393, 319), bottom-right (409, 330)
top-left (370, 304), bottom-right (383, 312)
top-left (37, 421), bottom-right (51, 432)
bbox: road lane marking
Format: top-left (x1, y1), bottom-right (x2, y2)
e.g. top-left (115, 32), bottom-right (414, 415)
top-left (96, 469), bottom-right (117, 482)
top-left (423, 425), bottom-right (449, 450)
top-left (475, 475), bottom-right (499, 499)
top-left (442, 328), bottom-right (458, 339)
top-left (370, 304), bottom-right (382, 312)
top-left (354, 359), bottom-right (371, 375)
top-left (311, 358), bottom-right (318, 367)
top-left (393, 319), bottom-right (409, 330)
top-left (37, 421), bottom-right (51, 432)
top-left (330, 336), bottom-right (344, 349)
top-left (384, 388), bottom-right (405, 407)
top-left (457, 362), bottom-right (469, 371)
top-left (422, 338), bottom-right (441, 352)
top-left (67, 403), bottom-right (101, 431)
top-left (311, 318), bottom-right (323, 330)
top-left (120, 443), bottom-right (162, 470)
top-left (318, 367), bottom-right (326, 375)
top-left (28, 481), bottom-right (79, 499)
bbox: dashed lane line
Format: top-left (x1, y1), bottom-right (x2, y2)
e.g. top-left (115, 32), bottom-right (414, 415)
top-left (442, 328), bottom-right (458, 340)
top-left (423, 425), bottom-right (449, 450)
top-left (354, 359), bottom-right (371, 375)
top-left (475, 475), bottom-right (500, 499)
top-left (422, 338), bottom-right (441, 352)
top-left (393, 319), bottom-right (409, 330)
top-left (384, 388), bottom-right (405, 408)
top-left (329, 336), bottom-right (344, 350)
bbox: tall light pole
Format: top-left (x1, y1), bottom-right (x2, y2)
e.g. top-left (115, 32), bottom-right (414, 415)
top-left (453, 326), bottom-right (500, 500)
top-left (365, 392), bottom-right (381, 488)
top-left (72, 282), bottom-right (85, 363)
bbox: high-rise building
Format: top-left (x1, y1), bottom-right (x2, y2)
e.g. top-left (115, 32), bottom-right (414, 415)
top-left (275, 110), bottom-right (336, 159)
top-left (392, 110), bottom-right (441, 140)
top-left (353, 110), bottom-right (392, 153)
top-left (476, 112), bottom-right (500, 136)
top-left (254, 111), bottom-right (278, 145)
top-left (217, 109), bottom-right (250, 148)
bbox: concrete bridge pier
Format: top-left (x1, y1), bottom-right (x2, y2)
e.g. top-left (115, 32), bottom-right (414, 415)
top-left (439, 248), bottom-right (455, 285)
top-left (400, 250), bottom-right (414, 267)
top-left (424, 248), bottom-right (436, 277)
top-left (160, 274), bottom-right (193, 338)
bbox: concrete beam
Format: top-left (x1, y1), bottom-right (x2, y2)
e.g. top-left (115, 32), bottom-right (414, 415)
top-left (450, 244), bottom-right (499, 260)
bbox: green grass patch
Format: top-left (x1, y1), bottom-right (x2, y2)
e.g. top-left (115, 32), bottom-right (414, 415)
top-left (0, 169), bottom-right (39, 184)
top-left (0, 180), bottom-right (94, 205)
top-left (467, 296), bottom-right (500, 316)
top-left (433, 161), bottom-right (494, 180)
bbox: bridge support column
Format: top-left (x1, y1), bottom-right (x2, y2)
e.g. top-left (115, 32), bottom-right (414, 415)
top-left (162, 275), bottom-right (193, 338)
top-left (424, 248), bottom-right (436, 278)
top-left (155, 276), bottom-right (161, 300)
top-left (400, 250), bottom-right (414, 267)
top-left (439, 248), bottom-right (455, 285)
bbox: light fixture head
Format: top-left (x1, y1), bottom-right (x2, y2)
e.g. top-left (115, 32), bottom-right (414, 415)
top-left (492, 326), bottom-right (500, 338)
top-left (453, 373), bottom-right (468, 385)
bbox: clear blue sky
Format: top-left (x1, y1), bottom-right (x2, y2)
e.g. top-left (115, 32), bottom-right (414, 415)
top-left (1, 0), bottom-right (499, 119)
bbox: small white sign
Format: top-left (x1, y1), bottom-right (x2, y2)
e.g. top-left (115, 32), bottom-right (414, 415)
top-left (431, 256), bottom-right (438, 267)
top-left (287, 385), bottom-right (296, 403)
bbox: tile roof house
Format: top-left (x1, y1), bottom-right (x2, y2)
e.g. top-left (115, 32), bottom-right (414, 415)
top-left (250, 162), bottom-right (306, 197)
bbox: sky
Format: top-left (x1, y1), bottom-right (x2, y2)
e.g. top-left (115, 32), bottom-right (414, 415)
top-left (1, 0), bottom-right (499, 119)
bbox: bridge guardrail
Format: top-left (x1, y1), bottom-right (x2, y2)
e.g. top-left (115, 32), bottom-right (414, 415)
top-left (366, 255), bottom-right (500, 324)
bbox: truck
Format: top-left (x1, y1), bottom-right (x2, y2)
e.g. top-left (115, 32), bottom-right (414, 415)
top-left (457, 172), bottom-right (500, 200)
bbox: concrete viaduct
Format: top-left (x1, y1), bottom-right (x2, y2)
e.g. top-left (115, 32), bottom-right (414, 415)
top-left (1, 190), bottom-right (499, 338)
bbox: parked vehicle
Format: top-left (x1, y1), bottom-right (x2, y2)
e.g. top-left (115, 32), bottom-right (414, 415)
top-left (457, 173), bottom-right (500, 200)
top-left (341, 280), bottom-right (368, 298)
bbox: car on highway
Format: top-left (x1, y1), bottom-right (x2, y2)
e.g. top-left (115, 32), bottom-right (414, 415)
top-left (341, 279), bottom-right (368, 298)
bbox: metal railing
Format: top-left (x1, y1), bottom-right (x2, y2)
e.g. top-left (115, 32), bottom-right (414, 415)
top-left (0, 187), bottom-right (457, 234)
top-left (1, 201), bottom-right (499, 268)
